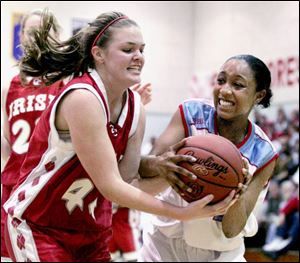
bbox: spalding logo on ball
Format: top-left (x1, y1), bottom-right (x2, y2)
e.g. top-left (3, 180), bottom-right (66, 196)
top-left (175, 134), bottom-right (244, 204)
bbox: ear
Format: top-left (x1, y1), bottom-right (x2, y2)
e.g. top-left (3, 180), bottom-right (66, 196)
top-left (255, 90), bottom-right (266, 104)
top-left (91, 46), bottom-right (104, 63)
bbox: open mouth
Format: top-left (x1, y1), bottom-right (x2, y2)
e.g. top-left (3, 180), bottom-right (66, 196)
top-left (219, 98), bottom-right (234, 107)
top-left (127, 66), bottom-right (141, 73)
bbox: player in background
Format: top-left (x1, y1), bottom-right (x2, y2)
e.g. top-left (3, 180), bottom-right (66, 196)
top-left (0, 9), bottom-right (64, 262)
top-left (138, 54), bottom-right (279, 262)
top-left (130, 82), bottom-right (152, 106)
top-left (3, 10), bottom-right (235, 262)
top-left (109, 203), bottom-right (142, 262)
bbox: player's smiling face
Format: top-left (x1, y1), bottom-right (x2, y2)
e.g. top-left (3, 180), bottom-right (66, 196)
top-left (101, 25), bottom-right (145, 88)
top-left (213, 59), bottom-right (258, 121)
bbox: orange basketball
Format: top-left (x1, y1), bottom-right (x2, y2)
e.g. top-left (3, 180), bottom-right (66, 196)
top-left (175, 134), bottom-right (244, 204)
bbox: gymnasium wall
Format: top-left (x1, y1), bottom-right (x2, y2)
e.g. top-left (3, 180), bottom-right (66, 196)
top-left (1, 1), bottom-right (195, 115)
top-left (192, 1), bottom-right (299, 120)
top-left (1, 1), bottom-right (299, 154)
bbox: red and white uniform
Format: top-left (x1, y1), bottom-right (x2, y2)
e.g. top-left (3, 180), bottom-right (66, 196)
top-left (109, 205), bottom-right (141, 261)
top-left (2, 75), bottom-right (62, 186)
top-left (3, 69), bottom-right (141, 262)
top-left (1, 75), bottom-right (62, 258)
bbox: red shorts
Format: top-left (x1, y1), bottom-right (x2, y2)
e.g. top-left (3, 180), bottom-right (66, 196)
top-left (5, 215), bottom-right (111, 262)
top-left (1, 184), bottom-right (13, 258)
top-left (108, 207), bottom-right (140, 254)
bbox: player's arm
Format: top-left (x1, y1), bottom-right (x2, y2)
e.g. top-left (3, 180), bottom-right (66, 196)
top-left (138, 108), bottom-right (198, 192)
top-left (221, 159), bottom-right (277, 238)
top-left (1, 85), bottom-right (12, 162)
top-left (57, 89), bottom-right (232, 220)
top-left (118, 104), bottom-right (169, 195)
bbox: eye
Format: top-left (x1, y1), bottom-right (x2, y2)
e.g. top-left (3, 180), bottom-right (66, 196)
top-left (123, 48), bottom-right (133, 53)
top-left (233, 82), bottom-right (245, 88)
top-left (217, 78), bottom-right (225, 85)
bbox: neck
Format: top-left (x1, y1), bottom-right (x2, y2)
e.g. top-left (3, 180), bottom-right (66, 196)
top-left (97, 68), bottom-right (128, 102)
top-left (106, 85), bottom-right (128, 124)
top-left (95, 68), bottom-right (128, 123)
top-left (217, 117), bottom-right (248, 145)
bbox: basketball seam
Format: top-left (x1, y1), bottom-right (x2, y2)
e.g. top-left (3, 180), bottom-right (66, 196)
top-left (195, 176), bottom-right (238, 189)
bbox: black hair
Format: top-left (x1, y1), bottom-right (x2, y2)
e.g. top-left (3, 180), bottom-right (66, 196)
top-left (227, 54), bottom-right (272, 108)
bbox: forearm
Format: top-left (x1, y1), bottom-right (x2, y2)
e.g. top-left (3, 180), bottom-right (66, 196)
top-left (222, 161), bottom-right (276, 238)
top-left (102, 176), bottom-right (183, 220)
top-left (222, 185), bottom-right (262, 238)
top-left (222, 194), bottom-right (249, 238)
top-left (130, 175), bottom-right (170, 196)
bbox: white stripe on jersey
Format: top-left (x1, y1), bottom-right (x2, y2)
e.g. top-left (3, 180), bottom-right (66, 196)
top-left (89, 69), bottom-right (110, 121)
top-left (129, 91), bottom-right (141, 138)
top-left (7, 215), bottom-right (40, 262)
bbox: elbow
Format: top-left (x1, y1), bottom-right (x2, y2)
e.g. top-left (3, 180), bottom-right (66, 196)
top-left (222, 227), bottom-right (240, 238)
top-left (222, 217), bottom-right (247, 238)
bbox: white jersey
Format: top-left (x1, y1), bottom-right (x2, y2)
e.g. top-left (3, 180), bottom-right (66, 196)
top-left (150, 99), bottom-right (279, 251)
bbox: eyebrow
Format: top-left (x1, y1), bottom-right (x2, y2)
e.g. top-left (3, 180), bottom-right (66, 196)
top-left (124, 42), bottom-right (146, 47)
top-left (219, 71), bottom-right (246, 80)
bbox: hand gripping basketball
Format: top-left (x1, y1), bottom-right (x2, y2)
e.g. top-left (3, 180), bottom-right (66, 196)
top-left (175, 134), bottom-right (244, 204)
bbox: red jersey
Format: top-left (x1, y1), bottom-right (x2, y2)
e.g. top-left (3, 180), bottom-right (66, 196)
top-left (280, 195), bottom-right (299, 215)
top-left (1, 75), bottom-right (63, 186)
top-left (4, 69), bottom-right (141, 233)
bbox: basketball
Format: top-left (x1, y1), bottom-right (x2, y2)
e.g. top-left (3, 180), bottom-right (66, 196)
top-left (175, 134), bottom-right (244, 204)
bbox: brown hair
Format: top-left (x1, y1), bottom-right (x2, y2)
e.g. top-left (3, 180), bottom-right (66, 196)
top-left (19, 9), bottom-right (138, 85)
top-left (20, 9), bottom-right (60, 36)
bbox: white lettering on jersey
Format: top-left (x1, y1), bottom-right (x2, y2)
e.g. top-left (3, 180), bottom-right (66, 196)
top-left (88, 198), bottom-right (98, 220)
top-left (34, 94), bottom-right (47, 111)
top-left (62, 178), bottom-right (94, 215)
top-left (12, 98), bottom-right (26, 117)
top-left (48, 94), bottom-right (55, 104)
top-left (12, 119), bottom-right (31, 154)
top-left (26, 95), bottom-right (35, 112)
top-left (8, 94), bottom-right (55, 120)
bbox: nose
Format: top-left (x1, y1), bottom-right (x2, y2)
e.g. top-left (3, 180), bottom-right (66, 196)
top-left (220, 83), bottom-right (232, 95)
top-left (133, 50), bottom-right (144, 60)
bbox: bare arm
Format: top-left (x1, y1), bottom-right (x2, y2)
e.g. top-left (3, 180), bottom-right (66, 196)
top-left (118, 104), bottom-right (168, 195)
top-left (139, 108), bottom-right (186, 176)
top-left (56, 89), bottom-right (232, 220)
top-left (1, 85), bottom-right (11, 162)
top-left (222, 159), bottom-right (277, 238)
top-left (138, 109), bottom-right (198, 193)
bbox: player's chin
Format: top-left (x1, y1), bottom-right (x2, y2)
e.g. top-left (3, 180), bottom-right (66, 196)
top-left (127, 76), bottom-right (141, 87)
top-left (123, 78), bottom-right (140, 89)
top-left (128, 69), bottom-right (142, 78)
top-left (216, 109), bottom-right (235, 120)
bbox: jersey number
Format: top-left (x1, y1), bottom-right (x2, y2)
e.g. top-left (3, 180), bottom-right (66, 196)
top-left (12, 118), bottom-right (40, 154)
top-left (62, 178), bottom-right (97, 219)
top-left (12, 120), bottom-right (31, 154)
